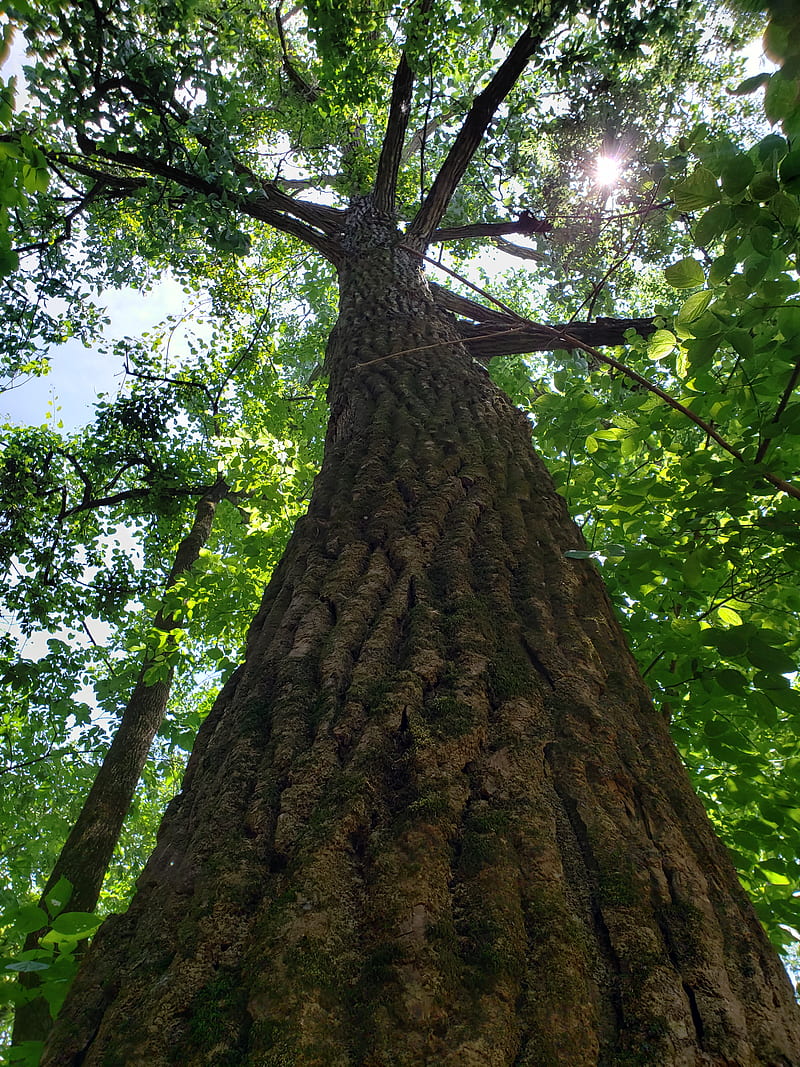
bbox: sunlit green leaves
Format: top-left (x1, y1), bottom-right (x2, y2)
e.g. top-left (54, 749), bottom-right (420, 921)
top-left (672, 166), bottom-right (720, 211)
top-left (675, 289), bottom-right (713, 327)
top-left (664, 257), bottom-right (705, 288)
top-left (40, 913), bottom-right (102, 944)
top-left (646, 329), bottom-right (676, 360)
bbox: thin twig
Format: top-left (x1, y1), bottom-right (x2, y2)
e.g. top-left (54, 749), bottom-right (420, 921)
top-left (0, 736), bottom-right (57, 776)
top-left (755, 354), bottom-right (800, 463)
top-left (357, 324), bottom-right (528, 366)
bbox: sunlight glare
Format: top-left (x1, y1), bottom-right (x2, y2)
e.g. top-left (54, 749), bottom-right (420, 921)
top-left (594, 155), bottom-right (622, 187)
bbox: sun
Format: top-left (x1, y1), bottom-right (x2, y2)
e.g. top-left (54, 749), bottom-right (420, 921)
top-left (594, 155), bottom-right (622, 187)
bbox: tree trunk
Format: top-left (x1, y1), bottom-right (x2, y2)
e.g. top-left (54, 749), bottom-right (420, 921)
top-left (42, 218), bottom-right (800, 1066)
top-left (14, 477), bottom-right (230, 1046)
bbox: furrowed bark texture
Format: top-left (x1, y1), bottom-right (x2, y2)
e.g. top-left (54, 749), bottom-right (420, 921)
top-left (43, 213), bottom-right (800, 1066)
top-left (14, 479), bottom-right (229, 1044)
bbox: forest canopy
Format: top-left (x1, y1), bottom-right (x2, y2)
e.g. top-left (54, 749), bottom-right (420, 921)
top-left (1, 0), bottom-right (800, 1054)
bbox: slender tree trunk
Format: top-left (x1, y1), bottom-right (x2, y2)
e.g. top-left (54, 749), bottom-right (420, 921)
top-left (14, 477), bottom-right (230, 1045)
top-left (42, 221), bottom-right (800, 1065)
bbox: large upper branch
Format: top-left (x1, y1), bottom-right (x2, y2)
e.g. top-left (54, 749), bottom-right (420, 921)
top-left (66, 134), bottom-right (345, 261)
top-left (429, 282), bottom-right (656, 358)
top-left (373, 53), bottom-right (415, 216)
top-left (405, 27), bottom-right (539, 247)
top-left (456, 317), bottom-right (658, 360)
top-left (432, 215), bottom-right (553, 242)
top-left (373, 0), bottom-right (434, 216)
top-left (430, 282), bottom-right (514, 324)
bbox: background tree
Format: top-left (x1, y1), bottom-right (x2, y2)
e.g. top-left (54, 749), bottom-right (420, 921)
top-left (1, 279), bottom-right (325, 1048)
top-left (1, 0), bottom-right (800, 1063)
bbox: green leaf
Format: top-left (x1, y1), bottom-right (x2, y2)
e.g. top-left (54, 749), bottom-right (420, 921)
top-left (647, 329), bottom-right (676, 359)
top-left (684, 334), bottom-right (722, 367)
top-left (770, 687), bottom-right (800, 714)
top-left (771, 191), bottom-right (799, 226)
top-left (44, 877), bottom-right (72, 919)
top-left (721, 153), bottom-right (756, 196)
top-left (694, 204), bottom-right (732, 246)
top-left (777, 304), bottom-right (800, 339)
top-left (682, 551), bottom-right (703, 588)
top-left (761, 867), bottom-right (792, 886)
top-left (766, 73), bottom-right (800, 125)
top-left (673, 167), bottom-right (720, 211)
top-left (686, 310), bottom-right (723, 339)
top-left (620, 435), bottom-right (638, 458)
top-left (704, 718), bottom-right (731, 739)
top-left (46, 912), bottom-right (103, 940)
top-left (717, 605), bottom-right (743, 626)
top-left (676, 289), bottom-right (713, 325)
top-left (700, 626), bottom-right (751, 655)
top-left (764, 20), bottom-right (790, 63)
top-left (708, 255), bottom-right (736, 285)
top-left (7, 906), bottom-right (47, 935)
top-left (745, 638), bottom-right (796, 675)
top-left (730, 73), bottom-right (770, 96)
top-left (726, 329), bottom-right (753, 360)
top-left (750, 226), bottom-right (773, 256)
top-left (755, 133), bottom-right (788, 162)
top-left (665, 258), bottom-right (705, 289)
top-left (748, 172), bottom-right (780, 201)
top-left (715, 668), bottom-right (747, 694)
top-left (601, 543), bottom-right (627, 557)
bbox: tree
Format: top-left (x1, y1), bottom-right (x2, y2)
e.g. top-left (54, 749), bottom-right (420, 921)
top-left (3, 0), bottom-right (800, 1062)
top-left (1, 299), bottom-right (323, 1045)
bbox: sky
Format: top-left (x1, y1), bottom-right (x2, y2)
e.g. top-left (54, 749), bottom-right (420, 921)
top-left (1, 280), bottom-right (190, 432)
top-left (0, 22), bottom-right (192, 433)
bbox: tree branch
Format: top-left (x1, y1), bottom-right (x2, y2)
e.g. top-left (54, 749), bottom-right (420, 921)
top-left (755, 354), bottom-right (800, 463)
top-left (61, 484), bottom-right (214, 519)
top-left (13, 180), bottom-right (108, 257)
top-left (430, 281), bottom-right (517, 324)
top-left (0, 737), bottom-right (57, 776)
top-left (432, 215), bottom-right (553, 242)
top-left (373, 0), bottom-right (432, 216)
top-left (457, 318), bottom-right (658, 360)
top-left (67, 135), bottom-right (344, 261)
top-left (53, 448), bottom-right (94, 513)
top-left (275, 2), bottom-right (319, 101)
top-left (405, 27), bottom-right (539, 246)
top-left (373, 53), bottom-right (415, 216)
top-left (401, 108), bottom-right (454, 165)
top-left (491, 236), bottom-right (546, 262)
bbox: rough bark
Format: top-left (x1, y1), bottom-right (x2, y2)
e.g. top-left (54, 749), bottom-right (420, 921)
top-left (42, 213), bottom-right (800, 1066)
top-left (14, 477), bottom-right (230, 1045)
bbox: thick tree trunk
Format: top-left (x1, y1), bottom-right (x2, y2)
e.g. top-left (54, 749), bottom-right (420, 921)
top-left (14, 478), bottom-right (229, 1045)
top-left (42, 218), bottom-right (800, 1066)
